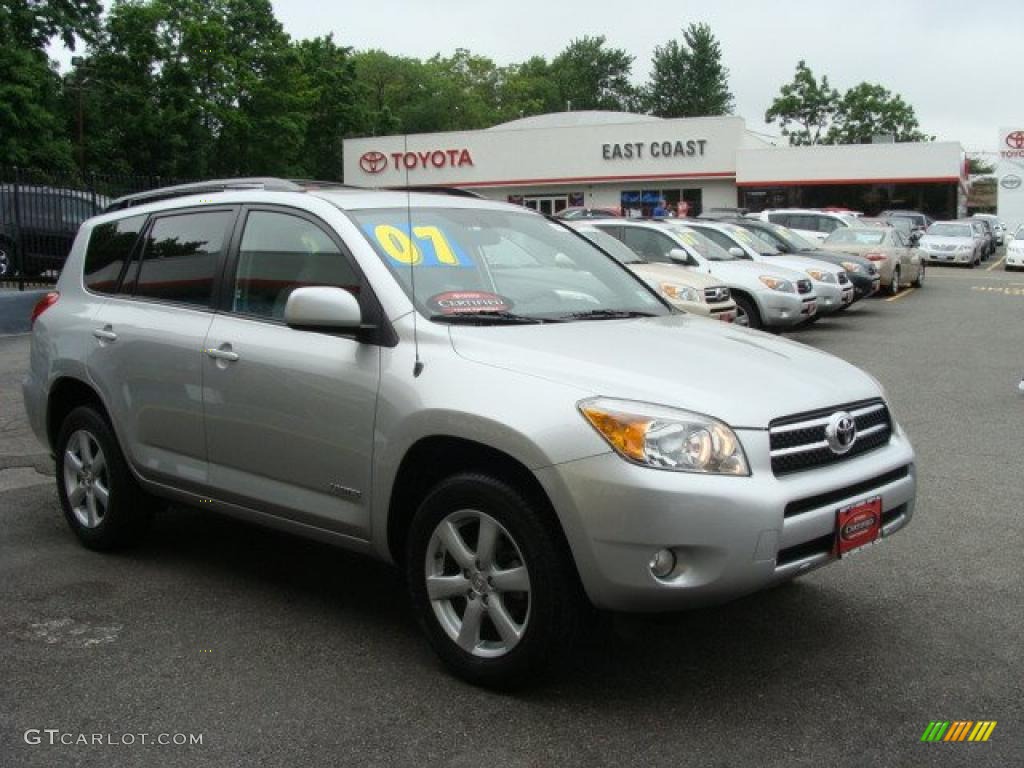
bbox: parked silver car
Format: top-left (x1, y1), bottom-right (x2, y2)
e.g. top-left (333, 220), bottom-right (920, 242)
top-left (22, 180), bottom-right (917, 688)
top-left (918, 221), bottom-right (983, 267)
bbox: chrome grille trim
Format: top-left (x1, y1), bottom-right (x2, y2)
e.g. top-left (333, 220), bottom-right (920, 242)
top-left (768, 399), bottom-right (893, 475)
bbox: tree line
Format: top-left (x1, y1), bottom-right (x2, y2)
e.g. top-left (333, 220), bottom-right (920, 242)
top-left (1, 0), bottom-right (929, 182)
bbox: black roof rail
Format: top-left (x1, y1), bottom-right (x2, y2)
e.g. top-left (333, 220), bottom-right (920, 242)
top-left (383, 185), bottom-right (485, 199)
top-left (104, 177), bottom-right (304, 212)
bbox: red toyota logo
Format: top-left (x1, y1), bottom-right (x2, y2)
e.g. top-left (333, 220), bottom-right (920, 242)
top-left (1006, 131), bottom-right (1024, 150)
top-left (359, 151), bottom-right (388, 174)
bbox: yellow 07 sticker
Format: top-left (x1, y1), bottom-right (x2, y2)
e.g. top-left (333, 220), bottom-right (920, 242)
top-left (368, 223), bottom-right (471, 267)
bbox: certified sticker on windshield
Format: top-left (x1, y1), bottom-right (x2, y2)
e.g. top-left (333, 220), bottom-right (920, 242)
top-left (362, 222), bottom-right (473, 268)
top-left (428, 291), bottom-right (512, 315)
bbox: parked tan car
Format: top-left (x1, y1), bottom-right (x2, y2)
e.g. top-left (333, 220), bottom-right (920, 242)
top-left (571, 223), bottom-right (737, 320)
top-left (820, 227), bottom-right (925, 295)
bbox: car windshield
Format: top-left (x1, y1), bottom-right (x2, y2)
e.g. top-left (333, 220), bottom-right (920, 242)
top-left (755, 222), bottom-right (817, 251)
top-left (723, 224), bottom-right (780, 255)
top-left (1016, 229), bottom-right (1024, 241)
top-left (927, 223), bottom-right (973, 238)
top-left (574, 227), bottom-right (644, 264)
top-left (666, 225), bottom-right (735, 261)
top-left (348, 207), bottom-right (669, 323)
top-left (825, 229), bottom-right (886, 245)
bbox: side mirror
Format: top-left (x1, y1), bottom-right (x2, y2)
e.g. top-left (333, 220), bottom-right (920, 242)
top-left (909, 232), bottom-right (922, 245)
top-left (668, 247), bottom-right (694, 265)
top-left (284, 286), bottom-right (363, 333)
top-left (729, 246), bottom-right (746, 258)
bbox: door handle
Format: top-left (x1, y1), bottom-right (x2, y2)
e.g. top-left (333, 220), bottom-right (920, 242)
top-left (92, 327), bottom-right (117, 342)
top-left (205, 345), bottom-right (239, 363)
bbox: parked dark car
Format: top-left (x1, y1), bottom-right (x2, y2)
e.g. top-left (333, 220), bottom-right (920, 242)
top-left (0, 185), bottom-right (108, 277)
top-left (729, 217), bottom-right (880, 300)
top-left (964, 217), bottom-right (996, 257)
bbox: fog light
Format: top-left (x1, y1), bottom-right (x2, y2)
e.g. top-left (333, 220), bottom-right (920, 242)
top-left (649, 549), bottom-right (676, 579)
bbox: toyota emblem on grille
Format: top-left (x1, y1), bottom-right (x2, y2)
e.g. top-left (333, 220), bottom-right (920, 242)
top-left (825, 412), bottom-right (857, 455)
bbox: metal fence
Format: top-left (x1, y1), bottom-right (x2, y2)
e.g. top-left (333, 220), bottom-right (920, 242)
top-left (0, 167), bottom-right (194, 289)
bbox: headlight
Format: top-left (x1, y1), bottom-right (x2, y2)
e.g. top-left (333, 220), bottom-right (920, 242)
top-left (805, 269), bottom-right (835, 283)
top-left (658, 282), bottom-right (700, 303)
top-left (578, 397), bottom-right (750, 475)
top-left (758, 275), bottom-right (795, 292)
top-left (840, 261), bottom-right (863, 274)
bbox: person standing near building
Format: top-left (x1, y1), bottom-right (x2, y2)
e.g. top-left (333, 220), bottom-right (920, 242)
top-left (652, 198), bottom-right (669, 218)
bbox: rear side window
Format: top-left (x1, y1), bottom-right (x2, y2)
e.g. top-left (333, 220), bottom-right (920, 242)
top-left (231, 211), bottom-right (358, 320)
top-left (818, 217), bottom-right (842, 233)
top-left (134, 211), bottom-right (234, 307)
top-left (767, 213), bottom-right (790, 226)
top-left (83, 215), bottom-right (146, 294)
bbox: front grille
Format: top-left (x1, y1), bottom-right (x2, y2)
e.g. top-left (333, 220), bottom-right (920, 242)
top-left (769, 399), bottom-right (892, 475)
top-left (704, 286), bottom-right (731, 303)
top-left (784, 466), bottom-right (911, 518)
top-left (796, 279), bottom-right (812, 294)
top-left (837, 272), bottom-right (850, 285)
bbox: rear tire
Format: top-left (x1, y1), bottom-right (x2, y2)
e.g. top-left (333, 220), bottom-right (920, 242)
top-left (406, 473), bottom-right (587, 689)
top-left (55, 406), bottom-right (154, 550)
top-left (888, 268), bottom-right (901, 295)
top-left (913, 261), bottom-right (925, 288)
top-left (732, 294), bottom-right (762, 330)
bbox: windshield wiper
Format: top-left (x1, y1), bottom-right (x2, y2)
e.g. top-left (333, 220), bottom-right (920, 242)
top-left (429, 311), bottom-right (555, 325)
top-left (561, 309), bottom-right (658, 321)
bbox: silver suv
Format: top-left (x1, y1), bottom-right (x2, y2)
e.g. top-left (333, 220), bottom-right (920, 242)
top-left (22, 179), bottom-right (917, 688)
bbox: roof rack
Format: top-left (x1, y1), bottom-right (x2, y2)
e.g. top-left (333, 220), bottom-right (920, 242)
top-left (383, 185), bottom-right (485, 199)
top-left (104, 177), bottom-right (306, 212)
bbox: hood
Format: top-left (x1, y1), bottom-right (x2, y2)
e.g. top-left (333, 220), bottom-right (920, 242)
top-left (628, 263), bottom-right (721, 289)
top-left (705, 258), bottom-right (807, 284)
top-left (763, 254), bottom-right (842, 276)
top-left (919, 235), bottom-right (974, 248)
top-left (449, 315), bottom-right (881, 429)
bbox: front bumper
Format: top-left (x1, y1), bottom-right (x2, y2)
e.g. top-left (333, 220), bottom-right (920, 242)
top-left (922, 250), bottom-right (972, 264)
top-left (1005, 250), bottom-right (1024, 268)
top-left (535, 429), bottom-right (916, 612)
top-left (759, 290), bottom-right (817, 328)
top-left (813, 282), bottom-right (854, 314)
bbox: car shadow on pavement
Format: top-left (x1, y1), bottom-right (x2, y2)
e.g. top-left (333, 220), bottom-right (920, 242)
top-left (127, 501), bottom-right (873, 700)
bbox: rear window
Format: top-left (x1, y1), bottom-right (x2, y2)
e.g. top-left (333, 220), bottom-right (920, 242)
top-left (134, 211), bottom-right (233, 307)
top-left (825, 229), bottom-right (885, 245)
top-left (83, 215), bottom-right (146, 294)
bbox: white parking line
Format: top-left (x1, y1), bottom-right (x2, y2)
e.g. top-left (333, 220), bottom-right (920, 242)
top-left (885, 288), bottom-right (916, 302)
top-left (987, 256), bottom-right (1006, 272)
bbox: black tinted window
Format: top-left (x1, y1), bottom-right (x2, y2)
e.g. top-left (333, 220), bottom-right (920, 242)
top-left (135, 211), bottom-right (232, 306)
top-left (83, 215), bottom-right (146, 294)
top-left (232, 211), bottom-right (358, 320)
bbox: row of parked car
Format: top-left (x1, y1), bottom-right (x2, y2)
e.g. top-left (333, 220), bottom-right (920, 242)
top-left (560, 213), bottom-right (929, 331)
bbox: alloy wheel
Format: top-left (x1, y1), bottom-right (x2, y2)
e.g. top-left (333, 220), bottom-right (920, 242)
top-left (424, 509), bottom-right (531, 658)
top-left (63, 429), bottom-right (110, 528)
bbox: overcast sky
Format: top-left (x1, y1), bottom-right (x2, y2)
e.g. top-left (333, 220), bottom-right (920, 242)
top-left (54, 0), bottom-right (1018, 155)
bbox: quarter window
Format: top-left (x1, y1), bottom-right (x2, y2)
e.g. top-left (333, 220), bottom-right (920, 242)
top-left (83, 215), bottom-right (146, 294)
top-left (232, 211), bottom-right (358, 320)
top-left (134, 211), bottom-right (233, 307)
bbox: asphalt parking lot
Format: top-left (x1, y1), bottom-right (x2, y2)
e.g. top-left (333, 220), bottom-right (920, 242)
top-left (1, 261), bottom-right (1022, 768)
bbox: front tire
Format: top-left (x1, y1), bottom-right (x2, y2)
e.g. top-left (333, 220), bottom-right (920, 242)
top-left (55, 406), bottom-right (154, 550)
top-left (913, 260), bottom-right (925, 288)
top-left (406, 473), bottom-right (586, 689)
top-left (732, 294), bottom-right (762, 330)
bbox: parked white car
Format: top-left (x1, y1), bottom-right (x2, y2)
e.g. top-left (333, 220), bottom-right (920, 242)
top-left (918, 221), bottom-right (983, 267)
top-left (567, 223), bottom-right (737, 321)
top-left (686, 220), bottom-right (854, 314)
top-left (1006, 228), bottom-right (1024, 270)
top-left (754, 209), bottom-right (858, 243)
top-left (590, 219), bottom-right (818, 330)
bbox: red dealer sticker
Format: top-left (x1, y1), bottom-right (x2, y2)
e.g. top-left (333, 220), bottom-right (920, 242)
top-left (428, 291), bottom-right (512, 315)
top-left (835, 496), bottom-right (882, 557)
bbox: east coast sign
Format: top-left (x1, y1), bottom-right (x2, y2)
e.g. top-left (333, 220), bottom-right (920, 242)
top-left (601, 139), bottom-right (709, 161)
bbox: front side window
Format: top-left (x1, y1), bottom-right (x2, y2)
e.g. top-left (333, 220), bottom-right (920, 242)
top-left (134, 211), bottom-right (233, 307)
top-left (348, 208), bottom-right (667, 322)
top-left (232, 211), bottom-right (358, 320)
top-left (693, 227), bottom-right (750, 259)
top-left (622, 228), bottom-right (676, 262)
top-left (83, 215), bottom-right (146, 294)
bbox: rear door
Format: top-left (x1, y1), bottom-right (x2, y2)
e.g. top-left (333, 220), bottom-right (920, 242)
top-left (201, 207), bottom-right (381, 538)
top-left (89, 207), bottom-right (237, 489)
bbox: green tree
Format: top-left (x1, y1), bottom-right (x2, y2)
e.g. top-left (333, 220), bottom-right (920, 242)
top-left (764, 60), bottom-right (838, 145)
top-left (551, 35), bottom-right (637, 112)
top-left (0, 0), bottom-right (102, 50)
top-left (646, 23), bottom-right (733, 118)
top-left (826, 82), bottom-right (932, 144)
top-left (295, 35), bottom-right (365, 180)
top-left (497, 56), bottom-right (561, 121)
top-left (352, 50), bottom-right (427, 135)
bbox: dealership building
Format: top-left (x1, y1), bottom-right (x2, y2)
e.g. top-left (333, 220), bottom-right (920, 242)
top-left (343, 112), bottom-right (968, 219)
